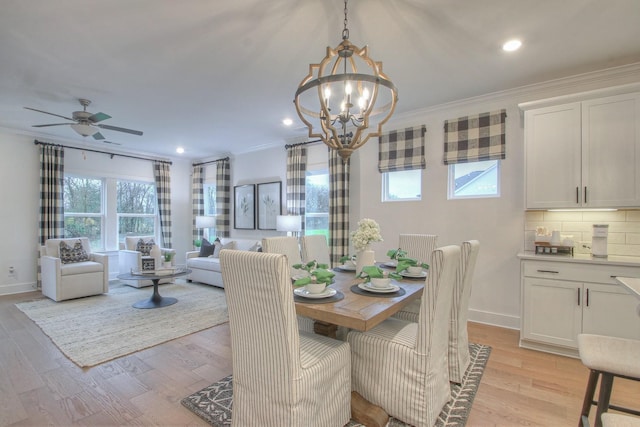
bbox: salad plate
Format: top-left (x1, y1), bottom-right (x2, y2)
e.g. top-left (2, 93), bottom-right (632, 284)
top-left (358, 282), bottom-right (400, 294)
top-left (381, 260), bottom-right (398, 268)
top-left (335, 264), bottom-right (356, 271)
top-left (294, 287), bottom-right (337, 299)
top-left (400, 270), bottom-right (427, 279)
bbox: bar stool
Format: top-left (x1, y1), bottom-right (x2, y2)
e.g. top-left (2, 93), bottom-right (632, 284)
top-left (578, 334), bottom-right (640, 427)
top-left (602, 413), bottom-right (640, 427)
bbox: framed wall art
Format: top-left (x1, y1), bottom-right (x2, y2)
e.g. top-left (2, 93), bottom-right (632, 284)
top-left (257, 181), bottom-right (281, 230)
top-left (234, 184), bottom-right (255, 229)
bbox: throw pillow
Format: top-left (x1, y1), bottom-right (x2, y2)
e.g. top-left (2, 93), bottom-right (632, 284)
top-left (212, 238), bottom-right (224, 258)
top-left (59, 240), bottom-right (90, 264)
top-left (136, 238), bottom-right (155, 256)
top-left (248, 241), bottom-right (262, 252)
top-left (199, 238), bottom-right (215, 257)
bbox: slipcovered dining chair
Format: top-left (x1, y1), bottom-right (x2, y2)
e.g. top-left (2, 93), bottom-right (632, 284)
top-left (220, 250), bottom-right (351, 427)
top-left (399, 233), bottom-right (438, 265)
top-left (262, 236), bottom-right (314, 333)
top-left (347, 245), bottom-right (461, 427)
top-left (394, 240), bottom-right (480, 384)
top-left (41, 238), bottom-right (109, 302)
top-left (301, 234), bottom-right (331, 266)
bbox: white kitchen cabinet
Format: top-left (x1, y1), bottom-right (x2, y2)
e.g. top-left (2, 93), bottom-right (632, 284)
top-left (523, 91), bottom-right (640, 209)
top-left (520, 258), bottom-right (640, 357)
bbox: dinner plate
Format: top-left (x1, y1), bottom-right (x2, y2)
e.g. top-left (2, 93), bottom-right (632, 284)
top-left (294, 287), bottom-right (337, 299)
top-left (381, 261), bottom-right (398, 268)
top-left (358, 282), bottom-right (400, 294)
top-left (400, 270), bottom-right (427, 278)
top-left (337, 264), bottom-right (356, 271)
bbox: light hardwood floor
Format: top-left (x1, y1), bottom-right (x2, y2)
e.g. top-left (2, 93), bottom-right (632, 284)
top-left (1, 289), bottom-right (638, 426)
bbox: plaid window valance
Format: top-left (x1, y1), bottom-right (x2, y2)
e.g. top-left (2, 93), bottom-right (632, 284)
top-left (378, 125), bottom-right (426, 173)
top-left (443, 109), bottom-right (506, 165)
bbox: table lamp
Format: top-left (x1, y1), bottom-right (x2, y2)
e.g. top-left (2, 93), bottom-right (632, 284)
top-left (195, 215), bottom-right (217, 241)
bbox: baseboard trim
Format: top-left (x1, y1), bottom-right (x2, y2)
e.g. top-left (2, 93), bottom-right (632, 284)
top-left (0, 281), bottom-right (37, 296)
top-left (468, 308), bottom-right (520, 330)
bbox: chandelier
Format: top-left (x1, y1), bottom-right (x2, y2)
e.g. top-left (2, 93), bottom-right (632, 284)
top-left (294, 0), bottom-right (398, 160)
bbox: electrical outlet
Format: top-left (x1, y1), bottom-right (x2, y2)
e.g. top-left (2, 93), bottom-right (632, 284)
top-left (8, 266), bottom-right (16, 277)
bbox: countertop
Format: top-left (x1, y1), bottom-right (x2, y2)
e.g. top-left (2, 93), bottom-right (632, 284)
top-left (518, 251), bottom-right (640, 267)
top-left (615, 277), bottom-right (640, 300)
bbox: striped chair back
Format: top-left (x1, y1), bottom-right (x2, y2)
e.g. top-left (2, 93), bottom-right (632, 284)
top-left (219, 250), bottom-right (302, 422)
top-left (449, 240), bottom-right (480, 383)
top-left (399, 234), bottom-right (438, 265)
top-left (261, 236), bottom-right (302, 267)
top-left (301, 235), bottom-right (331, 266)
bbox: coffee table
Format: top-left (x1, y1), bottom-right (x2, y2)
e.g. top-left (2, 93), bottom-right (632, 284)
top-left (117, 267), bottom-right (192, 309)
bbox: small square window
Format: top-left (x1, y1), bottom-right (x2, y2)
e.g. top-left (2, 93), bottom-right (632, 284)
top-left (448, 160), bottom-right (500, 199)
top-left (382, 169), bottom-right (421, 202)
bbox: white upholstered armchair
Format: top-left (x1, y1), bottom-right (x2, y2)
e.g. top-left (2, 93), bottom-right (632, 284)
top-left (118, 236), bottom-right (175, 288)
top-left (41, 237), bottom-right (109, 302)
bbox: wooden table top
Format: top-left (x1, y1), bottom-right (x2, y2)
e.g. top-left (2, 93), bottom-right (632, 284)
top-left (294, 269), bottom-right (424, 331)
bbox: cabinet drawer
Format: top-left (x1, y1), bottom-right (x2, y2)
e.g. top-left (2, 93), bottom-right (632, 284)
top-left (523, 260), bottom-right (640, 284)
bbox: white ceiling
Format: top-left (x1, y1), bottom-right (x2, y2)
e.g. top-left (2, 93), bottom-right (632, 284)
top-left (1, 0), bottom-right (640, 160)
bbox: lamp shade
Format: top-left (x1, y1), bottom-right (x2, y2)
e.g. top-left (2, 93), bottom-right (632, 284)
top-left (195, 215), bottom-right (217, 229)
top-left (276, 215), bottom-right (301, 232)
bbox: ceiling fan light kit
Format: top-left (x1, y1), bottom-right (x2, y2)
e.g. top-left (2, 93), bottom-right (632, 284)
top-left (25, 98), bottom-right (143, 142)
top-left (294, 0), bottom-right (398, 160)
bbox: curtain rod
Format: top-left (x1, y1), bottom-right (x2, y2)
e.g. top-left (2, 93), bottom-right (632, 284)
top-left (284, 139), bottom-right (323, 149)
top-left (192, 156), bottom-right (230, 167)
top-left (34, 140), bottom-right (173, 165)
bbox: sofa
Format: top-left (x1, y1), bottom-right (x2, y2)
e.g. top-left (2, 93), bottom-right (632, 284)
top-left (186, 238), bottom-right (262, 288)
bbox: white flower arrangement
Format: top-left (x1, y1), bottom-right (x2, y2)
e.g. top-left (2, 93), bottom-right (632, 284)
top-left (350, 218), bottom-right (383, 252)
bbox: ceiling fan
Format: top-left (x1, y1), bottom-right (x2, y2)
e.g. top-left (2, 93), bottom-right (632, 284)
top-left (24, 98), bottom-right (143, 141)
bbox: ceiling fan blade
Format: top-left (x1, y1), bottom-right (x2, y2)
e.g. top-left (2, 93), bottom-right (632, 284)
top-left (88, 112), bottom-right (111, 123)
top-left (93, 132), bottom-right (106, 140)
top-left (24, 107), bottom-right (74, 121)
top-left (32, 123), bottom-right (72, 127)
top-left (96, 124), bottom-right (143, 136)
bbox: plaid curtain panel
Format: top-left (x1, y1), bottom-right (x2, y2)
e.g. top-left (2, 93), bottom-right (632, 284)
top-left (378, 125), bottom-right (426, 172)
top-left (444, 109), bottom-right (507, 164)
top-left (192, 165), bottom-right (204, 244)
top-left (216, 159), bottom-right (231, 238)
top-left (38, 143), bottom-right (65, 288)
top-left (153, 162), bottom-right (172, 248)
top-left (286, 146), bottom-right (307, 230)
top-left (329, 148), bottom-right (350, 265)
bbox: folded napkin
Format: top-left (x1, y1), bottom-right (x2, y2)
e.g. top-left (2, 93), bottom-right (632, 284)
top-left (359, 265), bottom-right (402, 281)
top-left (293, 268), bottom-right (335, 286)
top-left (396, 257), bottom-right (429, 273)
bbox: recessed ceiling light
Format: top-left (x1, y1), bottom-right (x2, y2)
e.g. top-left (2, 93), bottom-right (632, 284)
top-left (502, 39), bottom-right (522, 52)
top-left (282, 118), bottom-right (293, 126)
top-left (176, 147), bottom-right (185, 154)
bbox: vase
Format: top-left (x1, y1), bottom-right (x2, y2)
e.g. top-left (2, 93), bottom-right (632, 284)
top-left (356, 248), bottom-right (376, 275)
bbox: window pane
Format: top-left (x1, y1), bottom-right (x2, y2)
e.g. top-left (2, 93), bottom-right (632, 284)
top-left (305, 170), bottom-right (329, 238)
top-left (118, 216), bottom-right (155, 241)
top-left (449, 160), bottom-right (500, 198)
top-left (117, 181), bottom-right (156, 214)
top-left (204, 184), bottom-right (217, 216)
top-left (65, 216), bottom-right (102, 250)
top-left (64, 177), bottom-right (102, 213)
top-left (383, 170), bottom-right (421, 201)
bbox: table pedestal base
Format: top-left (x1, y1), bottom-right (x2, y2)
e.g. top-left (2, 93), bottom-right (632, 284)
top-left (133, 279), bottom-right (177, 309)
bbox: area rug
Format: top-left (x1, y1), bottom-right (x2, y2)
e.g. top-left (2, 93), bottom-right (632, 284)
top-left (182, 342), bottom-right (491, 427)
top-left (15, 282), bottom-right (228, 368)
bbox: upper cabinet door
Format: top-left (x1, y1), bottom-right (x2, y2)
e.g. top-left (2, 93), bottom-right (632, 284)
top-left (582, 92), bottom-right (640, 208)
top-left (525, 103), bottom-right (582, 209)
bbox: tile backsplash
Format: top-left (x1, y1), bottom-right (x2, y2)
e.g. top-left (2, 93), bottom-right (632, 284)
top-left (525, 210), bottom-right (640, 256)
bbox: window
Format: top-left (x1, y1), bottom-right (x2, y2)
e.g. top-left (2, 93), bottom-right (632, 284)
top-left (382, 169), bottom-right (422, 201)
top-left (305, 169), bottom-right (329, 238)
top-left (448, 159), bottom-right (500, 199)
top-left (117, 180), bottom-right (156, 243)
top-left (63, 176), bottom-right (104, 251)
top-left (203, 182), bottom-right (217, 237)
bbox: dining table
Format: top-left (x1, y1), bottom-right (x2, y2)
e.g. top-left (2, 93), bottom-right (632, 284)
top-left (293, 264), bottom-right (427, 427)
